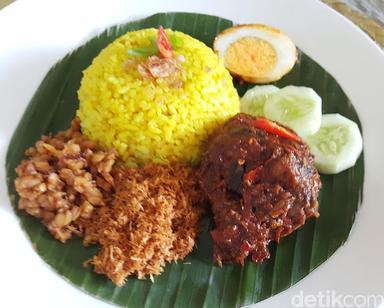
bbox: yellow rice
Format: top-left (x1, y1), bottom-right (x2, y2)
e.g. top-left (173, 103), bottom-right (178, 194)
top-left (77, 28), bottom-right (239, 166)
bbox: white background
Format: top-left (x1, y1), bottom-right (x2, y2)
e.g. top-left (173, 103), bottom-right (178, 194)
top-left (0, 0), bottom-right (384, 307)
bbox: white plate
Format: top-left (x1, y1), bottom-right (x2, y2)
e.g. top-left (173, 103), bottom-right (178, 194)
top-left (0, 0), bottom-right (383, 307)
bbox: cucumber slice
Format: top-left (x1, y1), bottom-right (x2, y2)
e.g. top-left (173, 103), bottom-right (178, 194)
top-left (240, 85), bottom-right (279, 117)
top-left (306, 114), bottom-right (363, 174)
top-left (263, 85), bottom-right (322, 137)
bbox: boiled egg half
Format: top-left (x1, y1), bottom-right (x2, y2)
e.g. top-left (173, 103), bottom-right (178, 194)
top-left (214, 24), bottom-right (297, 83)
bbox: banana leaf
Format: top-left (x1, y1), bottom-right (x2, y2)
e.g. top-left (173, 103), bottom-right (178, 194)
top-left (5, 12), bottom-right (364, 308)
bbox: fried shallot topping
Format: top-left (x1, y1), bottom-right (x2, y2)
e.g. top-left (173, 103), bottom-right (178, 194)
top-left (124, 26), bottom-right (186, 87)
top-left (137, 55), bottom-right (185, 87)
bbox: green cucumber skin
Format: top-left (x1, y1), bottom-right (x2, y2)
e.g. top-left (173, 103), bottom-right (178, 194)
top-left (263, 86), bottom-right (322, 137)
top-left (240, 85), bottom-right (279, 118)
top-left (306, 113), bottom-right (363, 174)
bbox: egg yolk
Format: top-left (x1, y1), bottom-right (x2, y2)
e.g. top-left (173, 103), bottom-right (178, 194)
top-left (224, 37), bottom-right (277, 77)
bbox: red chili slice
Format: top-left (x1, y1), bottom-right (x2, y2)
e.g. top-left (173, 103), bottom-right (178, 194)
top-left (250, 118), bottom-right (302, 142)
top-left (240, 241), bottom-right (251, 254)
top-left (157, 26), bottom-right (173, 59)
top-left (243, 166), bottom-right (263, 185)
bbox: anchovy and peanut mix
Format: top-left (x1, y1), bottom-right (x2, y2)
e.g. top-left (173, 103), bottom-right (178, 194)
top-left (15, 118), bottom-right (117, 242)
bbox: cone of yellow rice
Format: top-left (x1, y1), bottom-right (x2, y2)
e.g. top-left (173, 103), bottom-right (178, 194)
top-left (77, 28), bottom-right (239, 166)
